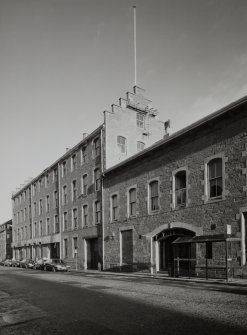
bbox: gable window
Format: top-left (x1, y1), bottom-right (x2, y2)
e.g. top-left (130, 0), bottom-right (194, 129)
top-left (136, 113), bottom-right (144, 128)
top-left (72, 180), bottom-right (77, 202)
top-left (137, 141), bottom-right (145, 152)
top-left (175, 171), bottom-right (187, 207)
top-left (208, 158), bottom-right (223, 199)
top-left (111, 194), bottom-right (118, 221)
top-left (94, 201), bottom-right (101, 224)
top-left (93, 138), bottom-right (100, 157)
top-left (129, 188), bottom-right (137, 217)
top-left (71, 154), bottom-right (77, 171)
top-left (82, 174), bottom-right (88, 195)
top-left (63, 185), bottom-right (67, 205)
top-left (117, 136), bottom-right (127, 154)
top-left (149, 181), bottom-right (159, 212)
top-left (73, 208), bottom-right (78, 229)
top-left (94, 168), bottom-right (101, 191)
top-left (81, 147), bottom-right (87, 164)
top-left (82, 205), bottom-right (88, 226)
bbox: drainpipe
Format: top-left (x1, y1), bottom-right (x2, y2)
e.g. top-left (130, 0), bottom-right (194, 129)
top-left (150, 237), bottom-right (153, 275)
top-left (58, 162), bottom-right (62, 259)
top-left (100, 126), bottom-right (105, 270)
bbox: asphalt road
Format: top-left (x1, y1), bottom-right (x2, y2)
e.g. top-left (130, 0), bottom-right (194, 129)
top-left (0, 267), bottom-right (246, 335)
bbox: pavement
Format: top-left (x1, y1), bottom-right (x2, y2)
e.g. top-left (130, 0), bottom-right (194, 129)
top-left (71, 268), bottom-right (247, 287)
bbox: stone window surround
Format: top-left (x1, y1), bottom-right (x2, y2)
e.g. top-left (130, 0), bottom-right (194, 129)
top-left (147, 177), bottom-right (161, 215)
top-left (201, 152), bottom-right (229, 203)
top-left (72, 207), bottom-right (78, 230)
top-left (126, 184), bottom-right (138, 218)
top-left (170, 166), bottom-right (190, 210)
top-left (62, 212), bottom-right (68, 232)
top-left (110, 191), bottom-right (120, 222)
top-left (94, 200), bottom-right (101, 225)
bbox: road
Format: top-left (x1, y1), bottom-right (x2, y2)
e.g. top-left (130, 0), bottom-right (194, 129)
top-left (0, 267), bottom-right (246, 335)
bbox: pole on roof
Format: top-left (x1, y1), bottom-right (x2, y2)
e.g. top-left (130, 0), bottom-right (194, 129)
top-left (133, 5), bottom-right (137, 86)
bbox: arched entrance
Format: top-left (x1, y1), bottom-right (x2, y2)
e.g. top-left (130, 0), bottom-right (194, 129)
top-left (158, 228), bottom-right (195, 274)
top-left (145, 222), bottom-right (203, 275)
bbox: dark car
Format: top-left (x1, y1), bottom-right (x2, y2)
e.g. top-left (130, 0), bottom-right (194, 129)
top-left (33, 258), bottom-right (47, 270)
top-left (43, 259), bottom-right (69, 272)
top-left (12, 259), bottom-right (21, 267)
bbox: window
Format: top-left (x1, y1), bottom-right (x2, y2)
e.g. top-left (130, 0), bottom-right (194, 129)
top-left (136, 113), bottom-right (144, 128)
top-left (149, 181), bottom-right (159, 211)
top-left (62, 161), bottom-right (67, 177)
top-left (71, 154), bottom-right (77, 171)
top-left (129, 188), bottom-right (137, 217)
top-left (63, 212), bottom-right (68, 231)
top-left (64, 239), bottom-right (68, 258)
top-left (93, 138), bottom-right (100, 157)
top-left (73, 237), bottom-right (78, 258)
top-left (63, 185), bottom-right (67, 205)
top-left (46, 195), bottom-right (50, 212)
top-left (117, 136), bottom-right (127, 154)
top-left (82, 174), bottom-right (88, 195)
top-left (39, 199), bottom-right (43, 215)
top-left (81, 147), bottom-right (87, 164)
top-left (29, 223), bottom-right (32, 238)
top-left (46, 218), bottom-right (50, 235)
top-left (45, 173), bottom-right (49, 187)
top-left (137, 141), bottom-right (145, 152)
top-left (55, 215), bottom-right (59, 233)
top-left (94, 201), bottom-right (101, 224)
top-left (94, 168), bottom-right (101, 191)
top-left (175, 171), bottom-right (187, 207)
top-left (34, 202), bottom-right (37, 216)
top-left (53, 168), bottom-right (58, 182)
top-left (34, 222), bottom-right (37, 238)
top-left (33, 183), bottom-right (36, 196)
top-left (208, 158), bottom-right (223, 199)
top-left (72, 180), bottom-right (77, 201)
top-left (54, 191), bottom-right (58, 208)
top-left (73, 208), bottom-right (78, 229)
top-left (38, 179), bottom-right (42, 192)
top-left (39, 220), bottom-right (42, 236)
top-left (111, 195), bottom-right (118, 221)
top-left (23, 191), bottom-right (26, 202)
top-left (82, 205), bottom-right (88, 226)
top-left (24, 207), bottom-right (27, 221)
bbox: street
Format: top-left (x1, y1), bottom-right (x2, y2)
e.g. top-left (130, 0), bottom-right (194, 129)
top-left (0, 267), bottom-right (247, 335)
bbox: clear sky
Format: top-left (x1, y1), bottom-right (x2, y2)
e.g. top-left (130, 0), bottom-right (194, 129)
top-left (1, 0), bottom-right (247, 223)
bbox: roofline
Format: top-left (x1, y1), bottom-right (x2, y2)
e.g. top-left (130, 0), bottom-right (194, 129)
top-left (12, 124), bottom-right (103, 198)
top-left (104, 94), bottom-right (247, 175)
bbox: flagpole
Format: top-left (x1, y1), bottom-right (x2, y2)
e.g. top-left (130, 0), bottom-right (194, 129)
top-left (133, 5), bottom-right (137, 86)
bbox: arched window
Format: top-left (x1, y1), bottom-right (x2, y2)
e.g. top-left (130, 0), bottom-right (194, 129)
top-left (117, 136), bottom-right (127, 154)
top-left (208, 158), bottom-right (223, 199)
top-left (137, 141), bottom-right (145, 152)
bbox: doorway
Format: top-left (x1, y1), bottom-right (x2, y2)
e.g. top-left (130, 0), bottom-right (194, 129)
top-left (87, 238), bottom-right (98, 270)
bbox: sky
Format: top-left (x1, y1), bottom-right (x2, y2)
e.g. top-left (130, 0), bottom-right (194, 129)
top-left (1, 0), bottom-right (247, 223)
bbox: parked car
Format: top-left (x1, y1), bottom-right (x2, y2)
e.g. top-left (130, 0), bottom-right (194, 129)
top-left (3, 259), bottom-right (13, 267)
top-left (43, 259), bottom-right (69, 272)
top-left (19, 259), bottom-right (35, 269)
top-left (33, 258), bottom-right (49, 270)
top-left (12, 259), bottom-right (21, 267)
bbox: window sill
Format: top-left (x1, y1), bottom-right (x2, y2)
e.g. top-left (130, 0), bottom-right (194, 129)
top-left (148, 210), bottom-right (160, 216)
top-left (205, 197), bottom-right (225, 204)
